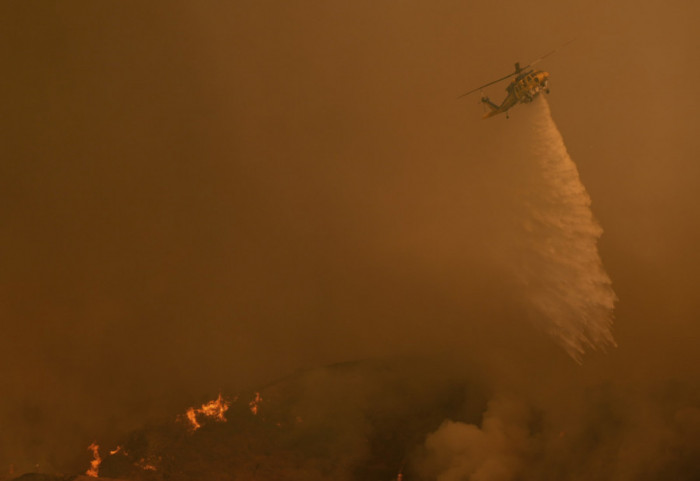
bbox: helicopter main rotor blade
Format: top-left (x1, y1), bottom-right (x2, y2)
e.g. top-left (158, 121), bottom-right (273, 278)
top-left (522, 38), bottom-right (575, 69)
top-left (458, 71), bottom-right (517, 99)
top-left (458, 39), bottom-right (574, 100)
top-left (521, 50), bottom-right (555, 69)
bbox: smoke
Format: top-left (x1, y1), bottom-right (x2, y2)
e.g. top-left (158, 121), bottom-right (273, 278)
top-left (505, 97), bottom-right (617, 360)
top-left (414, 379), bottom-right (700, 481)
top-left (418, 398), bottom-right (536, 481)
top-left (2, 1), bottom-right (699, 478)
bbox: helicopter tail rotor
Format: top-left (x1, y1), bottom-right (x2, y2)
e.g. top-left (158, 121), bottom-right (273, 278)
top-left (479, 90), bottom-right (488, 112)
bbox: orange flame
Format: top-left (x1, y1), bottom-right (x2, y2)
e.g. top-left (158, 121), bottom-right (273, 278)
top-left (183, 393), bottom-right (230, 431)
top-left (86, 442), bottom-right (101, 477)
top-left (249, 392), bottom-right (262, 415)
top-left (136, 457), bottom-right (159, 472)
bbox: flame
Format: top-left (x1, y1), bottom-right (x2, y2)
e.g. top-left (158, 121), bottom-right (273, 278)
top-left (136, 457), bottom-right (159, 472)
top-left (249, 392), bottom-right (262, 415)
top-left (185, 408), bottom-right (200, 430)
top-left (108, 445), bottom-right (129, 456)
top-left (396, 462), bottom-right (405, 480)
top-left (86, 442), bottom-right (101, 477)
top-left (183, 393), bottom-right (230, 431)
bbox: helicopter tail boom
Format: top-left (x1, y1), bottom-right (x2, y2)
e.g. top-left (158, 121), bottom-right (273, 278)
top-left (481, 96), bottom-right (504, 118)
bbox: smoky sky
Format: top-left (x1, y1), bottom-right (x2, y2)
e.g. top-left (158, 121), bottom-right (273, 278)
top-left (1, 0), bottom-right (699, 476)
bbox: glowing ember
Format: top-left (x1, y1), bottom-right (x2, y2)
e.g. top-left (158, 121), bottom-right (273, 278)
top-left (183, 393), bottom-right (230, 431)
top-left (136, 457), bottom-right (159, 472)
top-left (86, 442), bottom-right (101, 477)
top-left (109, 446), bottom-right (122, 456)
top-left (249, 392), bottom-right (262, 415)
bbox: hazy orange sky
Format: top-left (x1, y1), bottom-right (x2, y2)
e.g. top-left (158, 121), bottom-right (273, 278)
top-left (1, 1), bottom-right (699, 477)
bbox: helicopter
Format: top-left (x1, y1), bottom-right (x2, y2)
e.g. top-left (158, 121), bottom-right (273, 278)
top-left (459, 44), bottom-right (569, 119)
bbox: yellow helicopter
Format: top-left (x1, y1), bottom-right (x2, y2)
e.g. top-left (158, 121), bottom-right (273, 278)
top-left (459, 46), bottom-right (568, 119)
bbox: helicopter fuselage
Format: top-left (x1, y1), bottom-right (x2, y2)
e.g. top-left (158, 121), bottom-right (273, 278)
top-left (481, 69), bottom-right (550, 118)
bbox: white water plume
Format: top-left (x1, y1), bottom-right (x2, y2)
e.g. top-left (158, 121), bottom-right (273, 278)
top-left (511, 97), bottom-right (617, 361)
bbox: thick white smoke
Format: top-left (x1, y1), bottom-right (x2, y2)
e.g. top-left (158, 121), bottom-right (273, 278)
top-left (419, 398), bottom-right (537, 481)
top-left (510, 97), bottom-right (617, 361)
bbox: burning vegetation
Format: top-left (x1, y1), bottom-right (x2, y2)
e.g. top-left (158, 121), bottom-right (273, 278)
top-left (49, 361), bottom-right (472, 481)
top-left (248, 392), bottom-right (262, 416)
top-left (8, 361), bottom-right (700, 481)
top-left (182, 393), bottom-right (231, 432)
top-left (69, 392), bottom-right (275, 480)
top-left (85, 443), bottom-right (101, 478)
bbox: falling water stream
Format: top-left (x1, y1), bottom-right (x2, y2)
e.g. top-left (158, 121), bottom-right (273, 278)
top-left (513, 97), bottom-right (616, 361)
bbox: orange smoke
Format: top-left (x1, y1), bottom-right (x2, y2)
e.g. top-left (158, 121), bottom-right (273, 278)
top-left (86, 442), bottom-right (101, 477)
top-left (183, 393), bottom-right (231, 431)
